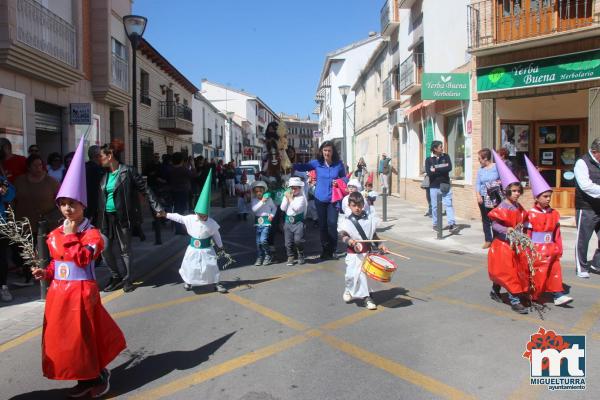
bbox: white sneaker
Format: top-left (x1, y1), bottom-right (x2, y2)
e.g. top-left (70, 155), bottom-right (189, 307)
top-left (577, 271), bottom-right (590, 279)
top-left (342, 291), bottom-right (352, 303)
top-left (1, 286), bottom-right (12, 302)
top-left (554, 295), bottom-right (573, 306)
top-left (365, 297), bottom-right (377, 310)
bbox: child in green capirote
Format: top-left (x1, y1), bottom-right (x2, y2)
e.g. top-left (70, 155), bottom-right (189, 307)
top-left (157, 169), bottom-right (227, 293)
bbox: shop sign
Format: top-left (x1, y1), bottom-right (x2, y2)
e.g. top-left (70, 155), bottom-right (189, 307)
top-left (422, 73), bottom-right (470, 100)
top-left (69, 103), bottom-right (92, 125)
top-left (477, 49), bottom-right (600, 93)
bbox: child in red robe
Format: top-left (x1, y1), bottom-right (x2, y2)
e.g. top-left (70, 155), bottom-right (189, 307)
top-left (487, 151), bottom-right (530, 314)
top-left (32, 137), bottom-right (126, 398)
top-left (523, 155), bottom-right (572, 306)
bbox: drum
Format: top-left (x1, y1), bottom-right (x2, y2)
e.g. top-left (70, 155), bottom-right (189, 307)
top-left (361, 253), bottom-right (397, 282)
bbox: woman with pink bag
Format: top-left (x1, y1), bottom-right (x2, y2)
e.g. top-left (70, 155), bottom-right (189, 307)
top-left (294, 141), bottom-right (347, 260)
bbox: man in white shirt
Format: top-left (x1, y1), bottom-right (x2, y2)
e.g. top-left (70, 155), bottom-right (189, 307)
top-left (574, 138), bottom-right (600, 278)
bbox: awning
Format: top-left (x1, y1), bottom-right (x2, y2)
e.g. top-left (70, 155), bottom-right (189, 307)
top-left (404, 100), bottom-right (435, 118)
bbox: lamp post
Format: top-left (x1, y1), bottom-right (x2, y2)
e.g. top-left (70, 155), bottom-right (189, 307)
top-left (338, 85), bottom-right (351, 165)
top-left (123, 15), bottom-right (147, 170)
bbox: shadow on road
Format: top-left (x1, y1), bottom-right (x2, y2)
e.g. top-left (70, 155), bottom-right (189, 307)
top-left (372, 286), bottom-right (414, 309)
top-left (9, 332), bottom-right (236, 400)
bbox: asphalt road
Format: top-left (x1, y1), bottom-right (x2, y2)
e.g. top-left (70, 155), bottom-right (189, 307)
top-left (1, 212), bottom-right (599, 400)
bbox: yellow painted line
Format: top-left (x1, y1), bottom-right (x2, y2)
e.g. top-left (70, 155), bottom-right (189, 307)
top-left (225, 293), bottom-right (309, 331)
top-left (321, 308), bottom-right (385, 331)
top-left (564, 279), bottom-right (600, 290)
top-left (570, 299), bottom-right (600, 333)
top-left (592, 332), bottom-right (600, 341)
top-left (507, 379), bottom-right (543, 400)
top-left (0, 327), bottom-right (43, 353)
top-left (380, 235), bottom-right (484, 266)
top-left (129, 334), bottom-right (309, 400)
top-left (112, 293), bottom-right (216, 319)
top-left (0, 248), bottom-right (185, 353)
top-left (418, 267), bottom-right (481, 294)
top-left (320, 334), bottom-right (477, 400)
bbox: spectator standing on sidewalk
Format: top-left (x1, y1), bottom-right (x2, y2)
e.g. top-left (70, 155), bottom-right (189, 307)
top-left (225, 161), bottom-right (236, 197)
top-left (0, 169), bottom-right (16, 302)
top-left (377, 153), bottom-right (391, 194)
top-left (85, 145), bottom-right (104, 225)
top-left (574, 137), bottom-right (600, 278)
top-left (475, 148), bottom-right (500, 248)
top-left (294, 141), bottom-right (347, 260)
top-left (426, 141), bottom-right (458, 234)
top-left (13, 154), bottom-right (61, 287)
top-left (98, 140), bottom-right (164, 293)
top-left (0, 138), bottom-right (27, 183)
top-left (355, 157), bottom-right (367, 185)
top-left (47, 152), bottom-right (65, 182)
top-left (168, 152), bottom-right (194, 235)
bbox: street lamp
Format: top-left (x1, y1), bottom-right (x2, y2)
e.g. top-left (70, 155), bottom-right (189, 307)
top-left (123, 15), bottom-right (147, 170)
top-left (338, 85), bottom-right (351, 165)
top-left (226, 111), bottom-right (235, 163)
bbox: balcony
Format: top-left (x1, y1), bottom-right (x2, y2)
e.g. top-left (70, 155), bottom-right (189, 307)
top-left (399, 53), bottom-right (424, 95)
top-left (159, 101), bottom-right (193, 135)
top-left (468, 0), bottom-right (600, 55)
top-left (111, 53), bottom-right (128, 92)
top-left (0, 0), bottom-right (82, 87)
top-left (382, 74), bottom-right (401, 107)
top-left (381, 0), bottom-right (400, 37)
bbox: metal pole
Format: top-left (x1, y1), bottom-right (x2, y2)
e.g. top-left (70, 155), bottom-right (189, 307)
top-left (131, 35), bottom-right (139, 171)
top-left (382, 189), bottom-right (388, 222)
top-left (436, 192), bottom-right (443, 240)
top-left (342, 95), bottom-right (347, 164)
top-left (37, 220), bottom-right (49, 301)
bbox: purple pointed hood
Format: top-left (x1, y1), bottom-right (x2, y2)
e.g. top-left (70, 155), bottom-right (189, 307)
top-left (524, 155), bottom-right (552, 197)
top-left (56, 136), bottom-right (87, 207)
top-left (492, 150), bottom-right (519, 189)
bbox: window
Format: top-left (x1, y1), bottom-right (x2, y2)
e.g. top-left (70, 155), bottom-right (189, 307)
top-left (140, 70), bottom-right (150, 106)
top-left (0, 88), bottom-right (26, 155)
top-left (111, 38), bottom-right (128, 91)
top-left (207, 128), bottom-right (212, 144)
top-left (445, 114), bottom-right (465, 180)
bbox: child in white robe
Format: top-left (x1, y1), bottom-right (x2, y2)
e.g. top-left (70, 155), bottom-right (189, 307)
top-left (338, 192), bottom-right (387, 310)
top-left (342, 179), bottom-right (370, 216)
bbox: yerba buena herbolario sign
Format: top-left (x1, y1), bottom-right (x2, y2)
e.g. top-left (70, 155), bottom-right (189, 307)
top-left (477, 49), bottom-right (600, 93)
top-left (422, 73), bottom-right (470, 100)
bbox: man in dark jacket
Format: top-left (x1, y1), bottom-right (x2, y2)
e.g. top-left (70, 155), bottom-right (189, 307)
top-left (98, 144), bottom-right (164, 293)
top-left (85, 145), bottom-right (104, 225)
top-left (425, 141), bottom-right (458, 234)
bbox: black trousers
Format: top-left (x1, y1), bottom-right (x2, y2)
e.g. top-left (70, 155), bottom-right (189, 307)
top-left (315, 199), bottom-right (339, 255)
top-left (575, 208), bottom-right (600, 275)
top-left (102, 213), bottom-right (133, 281)
top-left (479, 203), bottom-right (494, 243)
top-left (284, 222), bottom-right (305, 257)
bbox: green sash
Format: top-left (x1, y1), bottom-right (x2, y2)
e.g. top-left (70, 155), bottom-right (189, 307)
top-left (285, 213), bottom-right (304, 224)
top-left (189, 237), bottom-right (212, 249)
top-left (255, 216), bottom-right (272, 226)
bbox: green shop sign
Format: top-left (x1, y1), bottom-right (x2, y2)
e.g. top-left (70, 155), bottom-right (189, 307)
top-left (477, 49), bottom-right (600, 93)
top-left (422, 73), bottom-right (470, 100)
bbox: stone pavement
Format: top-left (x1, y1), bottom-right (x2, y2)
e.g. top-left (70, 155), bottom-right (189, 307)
top-left (0, 199), bottom-right (237, 346)
top-left (374, 194), bottom-right (589, 269)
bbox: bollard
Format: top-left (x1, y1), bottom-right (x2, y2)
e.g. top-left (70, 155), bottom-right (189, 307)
top-left (436, 192), bottom-right (443, 240)
top-left (37, 220), bottom-right (49, 301)
top-left (382, 187), bottom-right (388, 222)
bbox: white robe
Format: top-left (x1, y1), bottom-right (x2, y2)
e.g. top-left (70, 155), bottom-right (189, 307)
top-left (166, 213), bottom-right (222, 286)
top-left (338, 213), bottom-right (380, 299)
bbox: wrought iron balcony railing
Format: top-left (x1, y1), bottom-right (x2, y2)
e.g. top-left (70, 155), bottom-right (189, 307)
top-left (159, 101), bottom-right (192, 122)
top-left (399, 53), bottom-right (424, 94)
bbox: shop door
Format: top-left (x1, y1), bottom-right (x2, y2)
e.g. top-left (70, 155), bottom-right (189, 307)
top-left (535, 119), bottom-right (587, 216)
top-left (35, 101), bottom-right (63, 159)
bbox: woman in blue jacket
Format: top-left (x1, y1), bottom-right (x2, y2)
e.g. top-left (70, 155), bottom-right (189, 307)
top-left (294, 141), bottom-right (346, 260)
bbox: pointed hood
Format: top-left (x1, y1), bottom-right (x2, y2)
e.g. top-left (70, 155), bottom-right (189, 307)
top-left (492, 150), bottom-right (519, 189)
top-left (524, 155), bottom-right (552, 197)
top-left (195, 168), bottom-right (212, 215)
top-left (366, 172), bottom-right (374, 185)
top-left (56, 136), bottom-right (87, 207)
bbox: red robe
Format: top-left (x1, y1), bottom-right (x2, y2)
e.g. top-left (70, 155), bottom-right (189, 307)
top-left (487, 202), bottom-right (530, 294)
top-left (42, 223), bottom-right (126, 380)
top-left (526, 205), bottom-right (564, 300)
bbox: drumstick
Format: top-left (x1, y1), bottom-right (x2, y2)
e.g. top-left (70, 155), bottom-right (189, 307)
top-left (385, 250), bottom-right (410, 260)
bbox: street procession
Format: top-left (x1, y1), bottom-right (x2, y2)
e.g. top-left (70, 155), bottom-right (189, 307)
top-left (1, 0), bottom-right (600, 399)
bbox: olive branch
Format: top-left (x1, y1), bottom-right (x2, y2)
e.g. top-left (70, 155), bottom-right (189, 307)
top-left (0, 206), bottom-right (44, 269)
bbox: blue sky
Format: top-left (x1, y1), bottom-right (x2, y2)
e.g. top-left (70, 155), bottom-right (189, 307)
top-left (133, 0), bottom-right (380, 119)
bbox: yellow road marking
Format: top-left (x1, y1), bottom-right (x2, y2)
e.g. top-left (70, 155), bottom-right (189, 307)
top-left (320, 334), bottom-right (477, 400)
top-left (507, 379), bottom-right (543, 400)
top-left (112, 293), bottom-right (216, 320)
top-left (226, 293), bottom-right (309, 331)
top-left (0, 327), bottom-right (43, 353)
top-left (570, 299), bottom-right (600, 333)
top-left (321, 308), bottom-right (384, 331)
top-left (418, 267), bottom-right (481, 294)
top-left (564, 279), bottom-right (600, 290)
top-left (129, 334), bottom-right (310, 400)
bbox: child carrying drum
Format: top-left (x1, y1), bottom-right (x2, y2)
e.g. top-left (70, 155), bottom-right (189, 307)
top-left (338, 192), bottom-right (388, 310)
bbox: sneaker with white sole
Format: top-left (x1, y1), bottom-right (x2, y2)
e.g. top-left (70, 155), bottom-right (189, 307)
top-left (365, 297), bottom-right (377, 310)
top-left (342, 291), bottom-right (352, 303)
top-left (554, 295), bottom-right (573, 306)
top-left (1, 286), bottom-right (12, 302)
top-left (90, 368), bottom-right (111, 398)
top-left (577, 271), bottom-right (590, 279)
top-left (215, 283), bottom-right (228, 293)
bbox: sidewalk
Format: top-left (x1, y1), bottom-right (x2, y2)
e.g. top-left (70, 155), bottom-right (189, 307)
top-left (374, 194), bottom-right (588, 266)
top-left (0, 195), bottom-right (237, 345)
